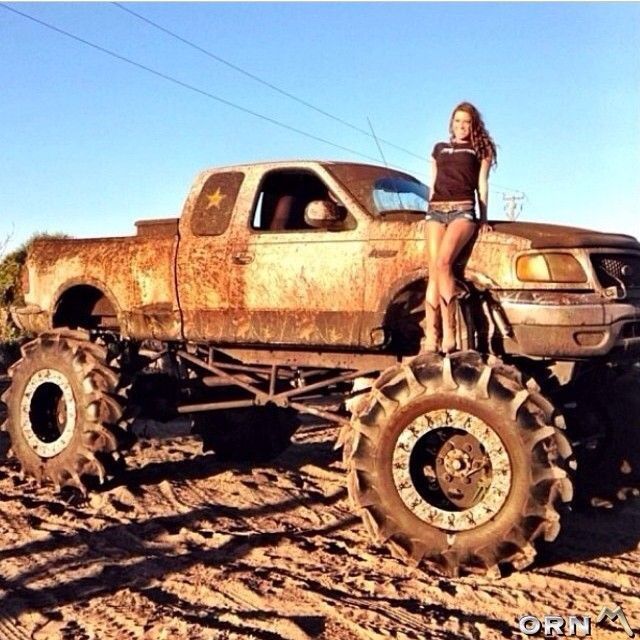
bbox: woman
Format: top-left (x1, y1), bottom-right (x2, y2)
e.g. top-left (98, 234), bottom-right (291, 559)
top-left (422, 101), bottom-right (497, 353)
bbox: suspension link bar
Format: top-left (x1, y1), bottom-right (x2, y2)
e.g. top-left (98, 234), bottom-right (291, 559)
top-left (287, 401), bottom-right (350, 426)
top-left (269, 364), bottom-right (277, 397)
top-left (280, 368), bottom-right (380, 399)
top-left (177, 350), bottom-right (381, 418)
top-left (178, 399), bottom-right (256, 413)
top-left (178, 350), bottom-right (271, 403)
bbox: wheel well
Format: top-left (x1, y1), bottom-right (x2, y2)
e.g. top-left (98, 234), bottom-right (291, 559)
top-left (384, 279), bottom-right (491, 355)
top-left (384, 280), bottom-right (425, 355)
top-left (52, 285), bottom-right (119, 331)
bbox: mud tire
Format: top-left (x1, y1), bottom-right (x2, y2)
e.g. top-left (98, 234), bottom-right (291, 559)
top-left (195, 405), bottom-right (299, 463)
top-left (339, 350), bottom-right (573, 575)
top-left (1, 330), bottom-right (127, 491)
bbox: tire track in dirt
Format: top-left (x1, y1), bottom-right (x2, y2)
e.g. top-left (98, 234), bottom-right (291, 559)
top-left (0, 614), bottom-right (32, 640)
top-left (248, 560), bottom-right (518, 640)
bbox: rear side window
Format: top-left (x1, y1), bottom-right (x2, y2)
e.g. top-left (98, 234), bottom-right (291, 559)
top-left (191, 171), bottom-right (244, 236)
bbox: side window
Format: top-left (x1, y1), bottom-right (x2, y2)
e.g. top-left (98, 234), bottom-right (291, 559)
top-left (191, 171), bottom-right (244, 236)
top-left (252, 170), bottom-right (340, 231)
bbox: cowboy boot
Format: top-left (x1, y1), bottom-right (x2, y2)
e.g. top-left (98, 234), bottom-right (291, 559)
top-left (440, 295), bottom-right (459, 354)
top-left (420, 301), bottom-right (441, 352)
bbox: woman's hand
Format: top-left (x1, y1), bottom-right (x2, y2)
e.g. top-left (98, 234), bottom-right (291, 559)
top-left (478, 222), bottom-right (493, 236)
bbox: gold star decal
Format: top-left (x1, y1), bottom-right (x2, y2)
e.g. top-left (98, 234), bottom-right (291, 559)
top-left (206, 187), bottom-right (226, 209)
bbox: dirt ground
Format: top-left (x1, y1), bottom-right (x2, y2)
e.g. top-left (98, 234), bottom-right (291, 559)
top-left (0, 415), bottom-right (638, 640)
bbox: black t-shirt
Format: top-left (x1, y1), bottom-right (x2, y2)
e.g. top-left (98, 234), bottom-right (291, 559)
top-left (431, 140), bottom-right (480, 203)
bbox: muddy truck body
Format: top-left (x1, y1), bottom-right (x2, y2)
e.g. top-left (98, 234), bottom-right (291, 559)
top-left (4, 160), bottom-right (640, 575)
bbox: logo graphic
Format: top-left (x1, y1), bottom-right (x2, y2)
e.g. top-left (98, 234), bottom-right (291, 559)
top-left (442, 147), bottom-right (477, 156)
top-left (597, 606), bottom-right (634, 638)
top-left (518, 605), bottom-right (635, 637)
top-left (206, 187), bottom-right (226, 209)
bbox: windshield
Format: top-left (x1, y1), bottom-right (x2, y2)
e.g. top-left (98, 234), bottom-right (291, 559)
top-left (325, 164), bottom-right (428, 216)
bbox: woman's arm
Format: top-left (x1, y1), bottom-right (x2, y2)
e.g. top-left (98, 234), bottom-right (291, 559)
top-left (477, 156), bottom-right (492, 227)
top-left (429, 157), bottom-right (437, 201)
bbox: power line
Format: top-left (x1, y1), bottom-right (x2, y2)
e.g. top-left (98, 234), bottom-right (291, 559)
top-left (1, 3), bottom-right (394, 166)
top-left (3, 3), bottom-right (527, 197)
top-left (112, 2), bottom-right (425, 162)
top-left (112, 2), bottom-right (529, 198)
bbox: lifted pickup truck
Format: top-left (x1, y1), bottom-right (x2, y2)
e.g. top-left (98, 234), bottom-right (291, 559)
top-left (4, 160), bottom-right (640, 575)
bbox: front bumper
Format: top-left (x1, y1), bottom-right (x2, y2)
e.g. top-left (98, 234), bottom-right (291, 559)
top-left (10, 305), bottom-right (50, 335)
top-left (497, 296), bottom-right (640, 358)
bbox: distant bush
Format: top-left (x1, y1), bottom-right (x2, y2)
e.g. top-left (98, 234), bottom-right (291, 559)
top-left (0, 232), bottom-right (70, 344)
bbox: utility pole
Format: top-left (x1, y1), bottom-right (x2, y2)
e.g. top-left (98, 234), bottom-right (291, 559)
top-left (503, 193), bottom-right (525, 220)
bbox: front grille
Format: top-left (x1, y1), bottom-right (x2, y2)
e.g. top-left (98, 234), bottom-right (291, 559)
top-left (591, 254), bottom-right (640, 290)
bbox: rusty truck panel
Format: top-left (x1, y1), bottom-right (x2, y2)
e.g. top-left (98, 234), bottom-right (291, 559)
top-left (21, 236), bottom-right (180, 340)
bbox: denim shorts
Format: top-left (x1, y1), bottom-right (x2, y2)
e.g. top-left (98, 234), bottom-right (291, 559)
top-left (425, 204), bottom-right (477, 224)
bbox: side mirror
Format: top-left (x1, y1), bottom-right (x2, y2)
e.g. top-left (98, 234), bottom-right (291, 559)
top-left (304, 200), bottom-right (345, 229)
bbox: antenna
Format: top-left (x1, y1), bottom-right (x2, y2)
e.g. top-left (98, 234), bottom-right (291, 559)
top-left (367, 117), bottom-right (403, 210)
top-left (367, 117), bottom-right (389, 167)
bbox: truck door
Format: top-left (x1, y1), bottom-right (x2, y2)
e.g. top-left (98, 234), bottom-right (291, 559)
top-left (227, 169), bottom-right (365, 347)
top-left (177, 170), bottom-right (245, 342)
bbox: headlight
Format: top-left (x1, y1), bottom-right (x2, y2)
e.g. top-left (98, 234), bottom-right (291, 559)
top-left (516, 253), bottom-right (587, 283)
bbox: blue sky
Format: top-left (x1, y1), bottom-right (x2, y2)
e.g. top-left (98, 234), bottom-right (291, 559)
top-left (1, 2), bottom-right (639, 251)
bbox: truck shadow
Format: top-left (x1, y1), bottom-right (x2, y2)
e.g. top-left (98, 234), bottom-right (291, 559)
top-left (0, 482), bottom-right (519, 640)
top-left (99, 418), bottom-right (341, 493)
top-left (0, 493), bottom-right (354, 636)
top-left (2, 416), bottom-right (639, 619)
top-left (531, 500), bottom-right (640, 573)
top-left (0, 424), bottom-right (347, 629)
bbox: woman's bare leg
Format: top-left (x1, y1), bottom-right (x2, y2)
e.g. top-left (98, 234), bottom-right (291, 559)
top-left (422, 221), bottom-right (446, 351)
top-left (435, 219), bottom-right (476, 352)
top-left (436, 218), bottom-right (476, 300)
top-left (426, 221), bottom-right (446, 306)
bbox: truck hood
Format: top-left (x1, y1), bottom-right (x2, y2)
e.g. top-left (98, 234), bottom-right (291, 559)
top-left (491, 221), bottom-right (640, 250)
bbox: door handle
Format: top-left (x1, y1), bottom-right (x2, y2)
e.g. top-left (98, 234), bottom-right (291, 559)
top-left (369, 248), bottom-right (397, 258)
top-left (231, 252), bottom-right (253, 265)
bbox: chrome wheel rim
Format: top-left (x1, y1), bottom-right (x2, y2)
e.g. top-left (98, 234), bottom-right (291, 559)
top-left (392, 408), bottom-right (511, 531)
top-left (20, 368), bottom-right (77, 458)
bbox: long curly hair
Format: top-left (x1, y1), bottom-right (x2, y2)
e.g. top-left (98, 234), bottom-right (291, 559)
top-left (449, 102), bottom-right (497, 168)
